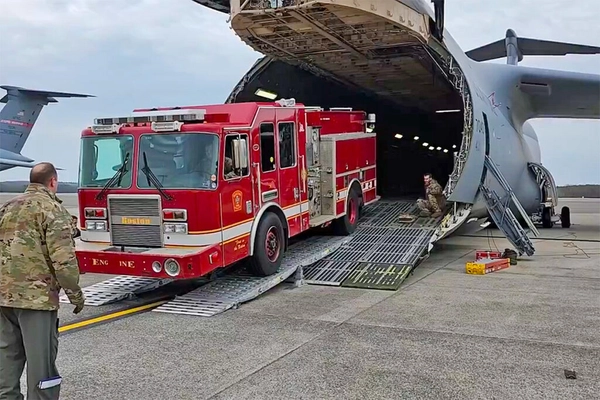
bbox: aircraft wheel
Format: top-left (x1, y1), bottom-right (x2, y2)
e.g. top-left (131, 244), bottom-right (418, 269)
top-left (248, 212), bottom-right (285, 276)
top-left (541, 207), bottom-right (553, 228)
top-left (561, 206), bottom-right (571, 228)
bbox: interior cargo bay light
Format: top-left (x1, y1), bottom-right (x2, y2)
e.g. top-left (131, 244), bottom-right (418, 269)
top-left (254, 89), bottom-right (277, 100)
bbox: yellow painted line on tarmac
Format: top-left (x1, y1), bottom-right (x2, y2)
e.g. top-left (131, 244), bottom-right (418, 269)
top-left (58, 300), bottom-right (169, 333)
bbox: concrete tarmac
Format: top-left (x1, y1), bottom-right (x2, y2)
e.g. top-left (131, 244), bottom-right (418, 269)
top-left (1, 193), bottom-right (599, 399)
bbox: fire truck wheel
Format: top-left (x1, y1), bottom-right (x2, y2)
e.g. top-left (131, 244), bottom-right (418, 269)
top-left (333, 189), bottom-right (360, 235)
top-left (249, 212), bottom-right (285, 276)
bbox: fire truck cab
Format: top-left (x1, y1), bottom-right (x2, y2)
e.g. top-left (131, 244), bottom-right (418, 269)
top-left (75, 99), bottom-right (378, 280)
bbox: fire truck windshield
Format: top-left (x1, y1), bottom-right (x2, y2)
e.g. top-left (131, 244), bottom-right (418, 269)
top-left (137, 133), bottom-right (219, 190)
top-left (79, 135), bottom-right (133, 188)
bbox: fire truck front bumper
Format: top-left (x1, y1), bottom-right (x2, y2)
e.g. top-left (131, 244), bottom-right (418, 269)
top-left (75, 239), bottom-right (223, 279)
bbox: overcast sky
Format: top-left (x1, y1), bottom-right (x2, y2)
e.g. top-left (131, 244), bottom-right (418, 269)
top-left (0, 0), bottom-right (599, 185)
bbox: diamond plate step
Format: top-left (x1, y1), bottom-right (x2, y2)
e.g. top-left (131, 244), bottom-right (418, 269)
top-left (152, 235), bottom-right (350, 317)
top-left (59, 275), bottom-right (173, 306)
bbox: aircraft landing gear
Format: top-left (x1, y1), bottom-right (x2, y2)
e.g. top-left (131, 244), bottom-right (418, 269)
top-left (561, 206), bottom-right (571, 228)
top-left (541, 207), bottom-right (553, 228)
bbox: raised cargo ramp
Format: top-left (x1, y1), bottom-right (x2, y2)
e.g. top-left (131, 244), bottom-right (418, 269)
top-left (152, 235), bottom-right (350, 317)
top-left (59, 275), bottom-right (174, 306)
top-left (303, 200), bottom-right (443, 290)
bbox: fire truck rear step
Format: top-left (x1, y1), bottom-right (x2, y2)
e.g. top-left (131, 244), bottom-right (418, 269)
top-left (59, 275), bottom-right (173, 307)
top-left (151, 235), bottom-right (350, 317)
top-left (303, 200), bottom-right (442, 289)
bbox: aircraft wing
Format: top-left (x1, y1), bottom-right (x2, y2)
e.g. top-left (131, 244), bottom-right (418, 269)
top-left (0, 158), bottom-right (37, 168)
top-left (515, 67), bottom-right (600, 120)
top-left (0, 158), bottom-right (64, 170)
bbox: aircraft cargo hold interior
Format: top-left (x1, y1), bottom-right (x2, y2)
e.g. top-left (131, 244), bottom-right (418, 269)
top-left (227, 56), bottom-right (467, 200)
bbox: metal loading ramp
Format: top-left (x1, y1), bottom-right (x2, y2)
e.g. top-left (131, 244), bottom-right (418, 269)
top-left (59, 275), bottom-right (174, 306)
top-left (303, 200), bottom-right (444, 290)
top-left (152, 235), bottom-right (350, 317)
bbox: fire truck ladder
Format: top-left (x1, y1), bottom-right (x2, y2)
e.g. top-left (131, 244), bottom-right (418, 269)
top-left (302, 200), bottom-right (444, 290)
top-left (479, 155), bottom-right (537, 256)
top-left (59, 275), bottom-right (174, 307)
top-left (151, 235), bottom-right (350, 317)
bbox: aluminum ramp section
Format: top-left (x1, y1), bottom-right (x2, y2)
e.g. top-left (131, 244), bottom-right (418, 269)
top-left (59, 275), bottom-right (174, 306)
top-left (303, 200), bottom-right (444, 289)
top-left (152, 235), bottom-right (350, 317)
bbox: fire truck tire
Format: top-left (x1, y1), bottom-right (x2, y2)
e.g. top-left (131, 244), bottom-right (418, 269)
top-left (249, 212), bottom-right (285, 276)
top-left (333, 188), bottom-right (360, 235)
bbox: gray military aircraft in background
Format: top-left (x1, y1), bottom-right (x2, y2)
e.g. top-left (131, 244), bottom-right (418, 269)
top-left (191, 0), bottom-right (600, 256)
top-left (0, 85), bottom-right (94, 172)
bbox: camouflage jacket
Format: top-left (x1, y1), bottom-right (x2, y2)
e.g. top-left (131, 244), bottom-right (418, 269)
top-left (426, 179), bottom-right (443, 196)
top-left (426, 179), bottom-right (446, 206)
top-left (0, 184), bottom-right (82, 311)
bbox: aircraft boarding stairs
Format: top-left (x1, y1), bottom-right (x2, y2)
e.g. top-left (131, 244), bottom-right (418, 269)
top-left (480, 155), bottom-right (537, 257)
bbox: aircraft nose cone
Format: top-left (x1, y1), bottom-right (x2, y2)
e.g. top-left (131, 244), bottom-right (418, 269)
top-left (506, 29), bottom-right (517, 38)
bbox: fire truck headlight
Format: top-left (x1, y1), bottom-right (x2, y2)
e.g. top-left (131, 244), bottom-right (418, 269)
top-left (164, 259), bottom-right (180, 277)
top-left (152, 261), bottom-right (162, 273)
top-left (86, 220), bottom-right (107, 231)
top-left (163, 223), bottom-right (187, 234)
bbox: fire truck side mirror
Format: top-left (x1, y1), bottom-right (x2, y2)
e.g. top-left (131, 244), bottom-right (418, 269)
top-left (232, 138), bottom-right (248, 170)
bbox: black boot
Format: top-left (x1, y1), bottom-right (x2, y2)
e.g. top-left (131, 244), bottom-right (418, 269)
top-left (502, 248), bottom-right (518, 265)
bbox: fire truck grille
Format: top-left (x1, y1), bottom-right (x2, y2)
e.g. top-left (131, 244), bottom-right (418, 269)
top-left (108, 196), bottom-right (162, 248)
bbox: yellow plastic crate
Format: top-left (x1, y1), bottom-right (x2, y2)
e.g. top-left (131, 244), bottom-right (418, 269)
top-left (466, 258), bottom-right (510, 275)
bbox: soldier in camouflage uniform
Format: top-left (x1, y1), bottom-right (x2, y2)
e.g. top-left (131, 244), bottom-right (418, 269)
top-left (71, 215), bottom-right (81, 239)
top-left (416, 173), bottom-right (446, 218)
top-left (0, 162), bottom-right (85, 400)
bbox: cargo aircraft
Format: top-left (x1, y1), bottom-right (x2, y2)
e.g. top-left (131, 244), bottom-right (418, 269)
top-left (0, 85), bottom-right (93, 172)
top-left (188, 0), bottom-right (600, 256)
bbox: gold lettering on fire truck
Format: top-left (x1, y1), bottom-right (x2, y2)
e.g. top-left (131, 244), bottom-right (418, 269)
top-left (91, 258), bottom-right (108, 266)
top-left (119, 260), bottom-right (135, 268)
top-left (233, 238), bottom-right (247, 251)
top-left (232, 190), bottom-right (243, 212)
top-left (121, 217), bottom-right (151, 225)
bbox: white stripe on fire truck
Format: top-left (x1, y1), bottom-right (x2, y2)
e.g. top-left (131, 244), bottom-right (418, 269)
top-left (336, 179), bottom-right (377, 201)
top-left (80, 202), bottom-right (310, 247)
top-left (335, 165), bottom-right (376, 178)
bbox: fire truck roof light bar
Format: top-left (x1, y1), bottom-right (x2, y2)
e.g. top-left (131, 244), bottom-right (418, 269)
top-left (93, 109), bottom-right (206, 126)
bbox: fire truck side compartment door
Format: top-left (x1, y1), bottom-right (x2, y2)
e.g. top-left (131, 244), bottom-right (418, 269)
top-left (276, 107), bottom-right (302, 235)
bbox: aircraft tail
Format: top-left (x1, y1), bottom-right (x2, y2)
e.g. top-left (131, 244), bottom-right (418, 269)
top-left (0, 85), bottom-right (94, 154)
top-left (465, 29), bottom-right (600, 65)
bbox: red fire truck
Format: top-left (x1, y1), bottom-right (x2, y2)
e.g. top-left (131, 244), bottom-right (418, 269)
top-left (75, 98), bottom-right (378, 279)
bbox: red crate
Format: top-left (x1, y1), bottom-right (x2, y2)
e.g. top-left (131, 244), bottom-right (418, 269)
top-left (475, 250), bottom-right (502, 261)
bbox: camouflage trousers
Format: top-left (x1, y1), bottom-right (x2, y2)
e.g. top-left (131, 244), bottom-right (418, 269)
top-left (0, 307), bottom-right (60, 400)
top-left (417, 194), bottom-right (443, 214)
